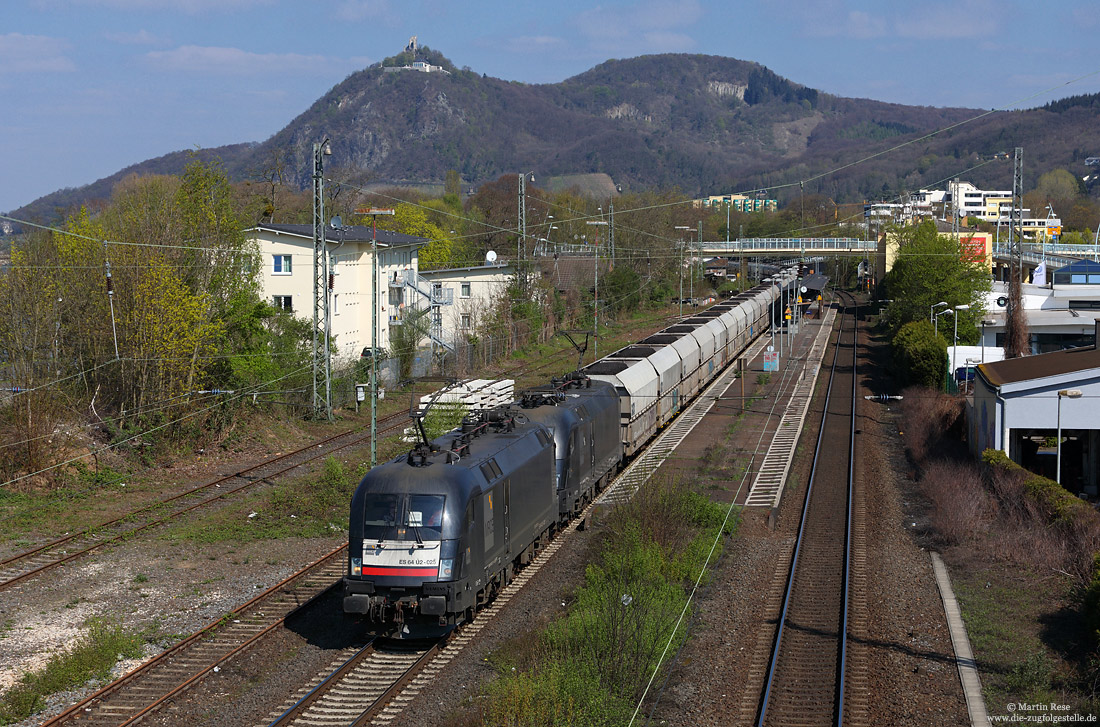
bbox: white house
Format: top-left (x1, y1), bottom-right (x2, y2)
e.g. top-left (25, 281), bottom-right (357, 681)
top-left (246, 223), bottom-right (431, 360)
top-left (420, 261), bottom-right (515, 347)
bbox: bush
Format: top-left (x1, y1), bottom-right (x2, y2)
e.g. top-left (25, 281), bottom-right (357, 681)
top-left (981, 450), bottom-right (1093, 525)
top-left (919, 460), bottom-right (991, 545)
top-left (891, 320), bottom-right (947, 388)
top-left (982, 449), bottom-right (1100, 586)
top-left (898, 386), bottom-right (964, 464)
top-left (1083, 554), bottom-right (1100, 637)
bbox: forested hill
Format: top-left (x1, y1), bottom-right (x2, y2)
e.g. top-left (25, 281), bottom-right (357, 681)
top-left (11, 49), bottom-right (1100, 223)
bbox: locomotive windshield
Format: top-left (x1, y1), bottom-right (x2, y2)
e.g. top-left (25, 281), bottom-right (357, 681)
top-left (362, 493), bottom-right (445, 541)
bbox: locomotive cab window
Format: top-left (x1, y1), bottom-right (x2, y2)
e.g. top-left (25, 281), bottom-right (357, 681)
top-left (362, 493), bottom-right (445, 541)
top-left (407, 494), bottom-right (445, 534)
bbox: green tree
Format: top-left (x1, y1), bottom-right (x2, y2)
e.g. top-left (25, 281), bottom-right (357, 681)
top-left (883, 220), bottom-right (990, 344)
top-left (604, 265), bottom-right (642, 313)
top-left (1034, 168), bottom-right (1082, 205)
top-left (386, 203), bottom-right (453, 270)
top-left (892, 320), bottom-right (948, 388)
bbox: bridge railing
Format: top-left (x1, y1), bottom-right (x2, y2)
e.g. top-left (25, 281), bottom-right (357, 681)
top-left (700, 238), bottom-right (875, 253)
top-left (991, 242), bottom-right (1100, 268)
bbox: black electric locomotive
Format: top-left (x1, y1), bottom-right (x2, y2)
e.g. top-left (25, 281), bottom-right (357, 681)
top-left (342, 375), bottom-right (622, 634)
top-left (517, 374), bottom-right (622, 522)
top-left (343, 407), bottom-right (556, 634)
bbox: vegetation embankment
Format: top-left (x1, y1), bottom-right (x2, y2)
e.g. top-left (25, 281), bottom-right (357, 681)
top-left (897, 387), bottom-right (1100, 717)
top-left (447, 475), bottom-right (737, 726)
top-left (0, 620), bottom-right (146, 725)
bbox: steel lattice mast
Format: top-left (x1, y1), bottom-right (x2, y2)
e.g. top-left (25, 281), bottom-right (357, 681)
top-left (311, 140), bottom-right (332, 420)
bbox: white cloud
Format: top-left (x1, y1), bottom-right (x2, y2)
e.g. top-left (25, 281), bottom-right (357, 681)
top-left (503, 35), bottom-right (568, 53)
top-left (34, 0), bottom-right (272, 11)
top-left (334, 0), bottom-right (397, 23)
top-left (574, 0), bottom-right (702, 48)
top-left (0, 33), bottom-right (76, 73)
top-left (787, 0), bottom-right (1000, 40)
top-left (145, 45), bottom-right (368, 75)
top-left (103, 29), bottom-right (165, 45)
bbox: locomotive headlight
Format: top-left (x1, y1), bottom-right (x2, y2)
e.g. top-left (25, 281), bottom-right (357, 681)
top-left (350, 557), bottom-right (362, 576)
top-left (438, 558), bottom-right (453, 580)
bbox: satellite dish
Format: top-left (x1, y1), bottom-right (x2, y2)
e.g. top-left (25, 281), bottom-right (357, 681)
top-left (486, 250), bottom-right (498, 264)
top-left (329, 215), bottom-right (343, 229)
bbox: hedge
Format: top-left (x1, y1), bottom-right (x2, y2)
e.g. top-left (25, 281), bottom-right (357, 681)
top-left (981, 449), bottom-right (1093, 524)
top-left (982, 449), bottom-right (1100, 636)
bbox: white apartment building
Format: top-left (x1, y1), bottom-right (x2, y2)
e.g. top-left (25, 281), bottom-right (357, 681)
top-left (247, 223), bottom-right (430, 360)
top-left (420, 261), bottom-right (514, 348)
top-left (947, 181), bottom-right (1012, 221)
top-left (945, 181), bottom-right (1062, 240)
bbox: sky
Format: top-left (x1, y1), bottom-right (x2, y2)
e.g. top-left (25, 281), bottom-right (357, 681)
top-left (2, 0), bottom-right (1099, 214)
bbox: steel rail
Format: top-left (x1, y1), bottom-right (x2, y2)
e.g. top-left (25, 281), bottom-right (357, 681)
top-left (0, 413), bottom-right (415, 592)
top-left (756, 293), bottom-right (857, 727)
top-left (41, 544), bottom-right (347, 727)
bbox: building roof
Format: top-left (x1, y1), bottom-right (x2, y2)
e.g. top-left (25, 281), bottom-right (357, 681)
top-left (801, 273), bottom-right (829, 291)
top-left (421, 262), bottom-right (513, 276)
top-left (1052, 259), bottom-right (1100, 284)
top-left (248, 223), bottom-right (427, 248)
top-left (978, 344), bottom-right (1100, 387)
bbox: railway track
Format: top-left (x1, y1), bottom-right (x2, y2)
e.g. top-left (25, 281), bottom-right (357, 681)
top-left (25, 313), bottom-right (766, 726)
top-left (0, 412), bottom-right (412, 593)
top-left (41, 546), bottom-right (349, 727)
top-left (263, 639), bottom-right (442, 726)
top-left (753, 292), bottom-right (860, 727)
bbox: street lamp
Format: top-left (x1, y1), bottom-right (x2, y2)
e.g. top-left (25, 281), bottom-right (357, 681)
top-left (1057, 389), bottom-right (1083, 486)
top-left (931, 301), bottom-right (948, 323)
top-left (359, 207), bottom-right (395, 468)
top-left (935, 308), bottom-right (953, 338)
top-left (951, 304), bottom-right (970, 388)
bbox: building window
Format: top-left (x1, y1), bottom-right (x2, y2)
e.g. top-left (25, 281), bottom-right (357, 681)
top-left (273, 254), bottom-right (292, 275)
top-left (461, 282), bottom-right (471, 298)
top-left (461, 314), bottom-right (471, 328)
top-left (273, 295), bottom-right (292, 311)
top-left (333, 293), bottom-right (340, 315)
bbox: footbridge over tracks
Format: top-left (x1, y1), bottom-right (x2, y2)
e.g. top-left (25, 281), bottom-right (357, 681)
top-left (699, 238), bottom-right (875, 256)
top-left (990, 241), bottom-right (1100, 281)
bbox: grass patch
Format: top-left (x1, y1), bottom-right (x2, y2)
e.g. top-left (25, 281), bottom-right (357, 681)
top-left (0, 464), bottom-right (131, 541)
top-left (0, 620), bottom-right (145, 725)
top-left (167, 456), bottom-right (362, 543)
top-left (954, 569), bottom-right (1083, 715)
top-left (453, 476), bottom-right (738, 726)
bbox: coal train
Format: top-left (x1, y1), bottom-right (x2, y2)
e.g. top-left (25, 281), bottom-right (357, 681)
top-left (342, 271), bottom-right (797, 634)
